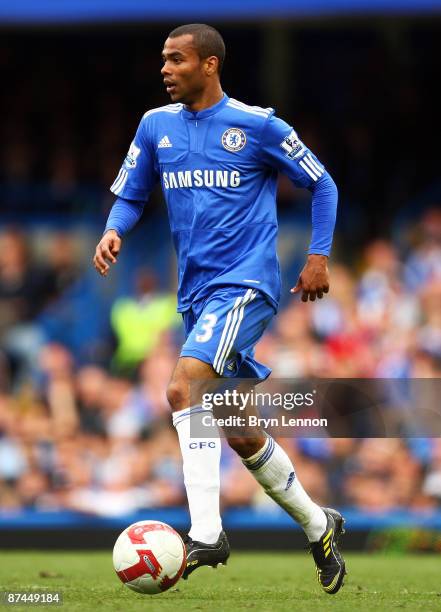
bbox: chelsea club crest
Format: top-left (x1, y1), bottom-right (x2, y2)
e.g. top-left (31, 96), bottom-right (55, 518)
top-left (222, 128), bottom-right (246, 152)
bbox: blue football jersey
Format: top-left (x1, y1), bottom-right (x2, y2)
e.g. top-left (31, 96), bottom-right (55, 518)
top-left (110, 94), bottom-right (333, 312)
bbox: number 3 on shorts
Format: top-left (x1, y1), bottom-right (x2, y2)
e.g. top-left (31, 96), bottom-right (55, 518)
top-left (196, 314), bottom-right (218, 343)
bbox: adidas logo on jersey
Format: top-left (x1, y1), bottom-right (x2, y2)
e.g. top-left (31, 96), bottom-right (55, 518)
top-left (158, 135), bottom-right (172, 148)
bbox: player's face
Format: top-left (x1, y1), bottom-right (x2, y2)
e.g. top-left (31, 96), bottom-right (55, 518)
top-left (161, 35), bottom-right (208, 104)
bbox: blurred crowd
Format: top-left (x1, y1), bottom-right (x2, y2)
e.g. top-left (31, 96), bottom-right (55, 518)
top-left (0, 207), bottom-right (440, 516)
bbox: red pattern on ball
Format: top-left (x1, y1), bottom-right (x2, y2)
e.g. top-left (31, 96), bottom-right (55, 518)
top-left (116, 548), bottom-right (162, 583)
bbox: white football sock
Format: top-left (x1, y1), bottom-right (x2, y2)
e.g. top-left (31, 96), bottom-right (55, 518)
top-left (242, 436), bottom-right (327, 542)
top-left (173, 406), bottom-right (222, 544)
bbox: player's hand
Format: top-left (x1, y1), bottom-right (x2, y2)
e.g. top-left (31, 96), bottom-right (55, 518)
top-left (93, 230), bottom-right (121, 276)
top-left (290, 254), bottom-right (330, 302)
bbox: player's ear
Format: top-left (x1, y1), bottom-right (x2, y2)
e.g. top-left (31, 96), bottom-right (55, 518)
top-left (205, 56), bottom-right (218, 76)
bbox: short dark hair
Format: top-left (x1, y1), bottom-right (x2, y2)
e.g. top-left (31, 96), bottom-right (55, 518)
top-left (168, 24), bottom-right (225, 74)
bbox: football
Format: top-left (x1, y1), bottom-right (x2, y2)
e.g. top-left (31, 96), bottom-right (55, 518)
top-left (112, 520), bottom-right (186, 594)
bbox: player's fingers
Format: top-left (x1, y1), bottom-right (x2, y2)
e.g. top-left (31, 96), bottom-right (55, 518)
top-left (99, 242), bottom-right (117, 264)
top-left (93, 257), bottom-right (109, 276)
top-left (101, 249), bottom-right (117, 265)
top-left (109, 240), bottom-right (121, 257)
top-left (290, 279), bottom-right (302, 293)
top-left (323, 285), bottom-right (329, 293)
top-left (93, 250), bottom-right (104, 270)
top-left (93, 248), bottom-right (110, 275)
top-left (93, 262), bottom-right (108, 276)
top-left (307, 289), bottom-right (317, 302)
top-left (317, 289), bottom-right (323, 299)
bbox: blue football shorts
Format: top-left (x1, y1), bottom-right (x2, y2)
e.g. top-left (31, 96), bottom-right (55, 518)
top-left (180, 286), bottom-right (276, 380)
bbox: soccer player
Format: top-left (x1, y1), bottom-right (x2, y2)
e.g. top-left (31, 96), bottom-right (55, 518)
top-left (93, 24), bottom-right (346, 594)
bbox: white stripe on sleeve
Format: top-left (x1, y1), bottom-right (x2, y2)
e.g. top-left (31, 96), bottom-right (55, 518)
top-left (303, 156), bottom-right (323, 178)
top-left (112, 169), bottom-right (128, 195)
top-left (110, 168), bottom-right (124, 191)
top-left (306, 153), bottom-right (324, 175)
top-left (299, 160), bottom-right (318, 181)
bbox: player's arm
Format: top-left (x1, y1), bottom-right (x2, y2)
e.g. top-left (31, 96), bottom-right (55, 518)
top-left (93, 116), bottom-right (158, 276)
top-left (260, 113), bottom-right (338, 302)
top-left (94, 198), bottom-right (146, 276)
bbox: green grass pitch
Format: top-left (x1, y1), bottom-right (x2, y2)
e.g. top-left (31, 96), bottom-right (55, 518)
top-left (1, 551), bottom-right (440, 611)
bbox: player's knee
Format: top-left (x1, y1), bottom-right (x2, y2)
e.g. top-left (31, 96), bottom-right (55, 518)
top-left (227, 436), bottom-right (262, 459)
top-left (166, 381), bottom-right (189, 412)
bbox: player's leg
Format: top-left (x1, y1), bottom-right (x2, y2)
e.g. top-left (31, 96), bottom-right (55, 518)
top-left (168, 355), bottom-right (230, 577)
top-left (228, 433), bottom-right (346, 593)
top-left (228, 433), bottom-right (327, 541)
top-left (167, 356), bottom-right (222, 544)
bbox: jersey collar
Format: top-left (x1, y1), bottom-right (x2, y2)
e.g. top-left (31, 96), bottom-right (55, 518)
top-left (181, 93), bottom-right (229, 120)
